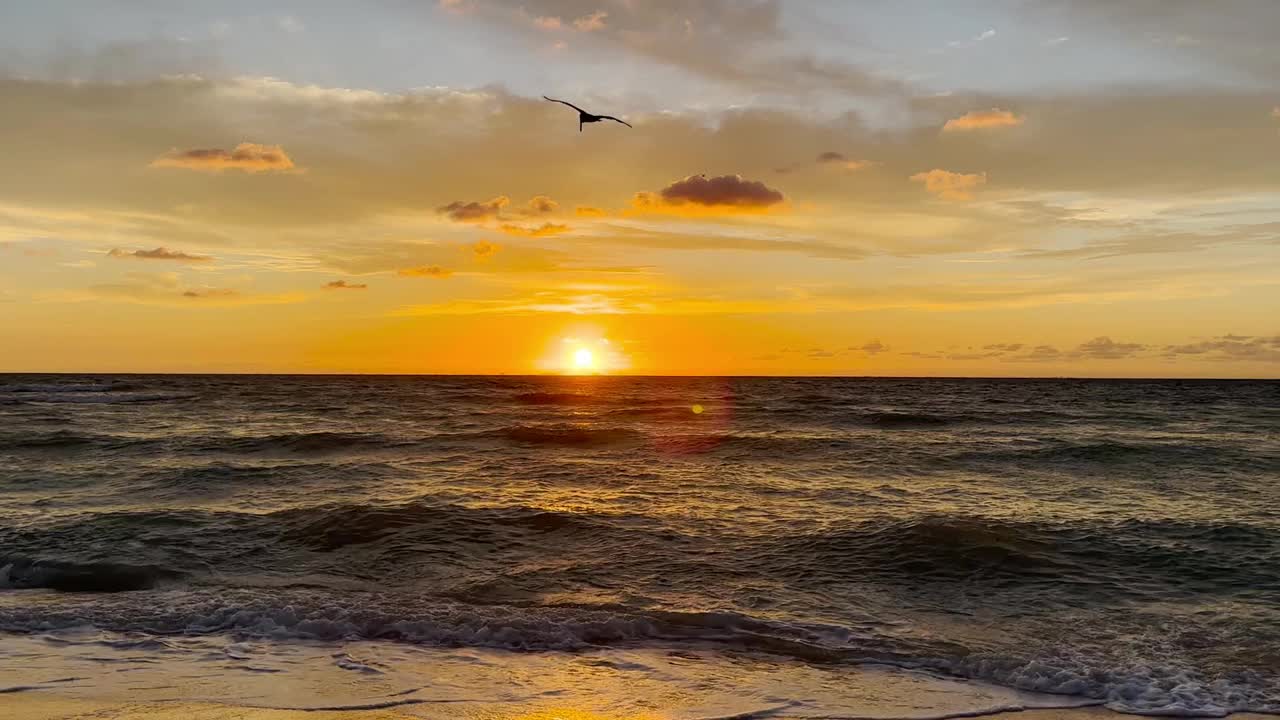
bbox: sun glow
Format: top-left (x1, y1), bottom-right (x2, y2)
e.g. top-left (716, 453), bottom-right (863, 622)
top-left (538, 328), bottom-right (629, 374)
top-left (573, 347), bottom-right (596, 371)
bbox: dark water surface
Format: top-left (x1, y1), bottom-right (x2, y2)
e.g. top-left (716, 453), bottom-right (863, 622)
top-left (1, 375), bottom-right (1277, 715)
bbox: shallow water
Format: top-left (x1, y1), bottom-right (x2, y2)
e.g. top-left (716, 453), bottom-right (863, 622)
top-left (1, 375), bottom-right (1278, 716)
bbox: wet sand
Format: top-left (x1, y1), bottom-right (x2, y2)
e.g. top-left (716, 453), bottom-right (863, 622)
top-left (11, 697), bottom-right (1277, 720)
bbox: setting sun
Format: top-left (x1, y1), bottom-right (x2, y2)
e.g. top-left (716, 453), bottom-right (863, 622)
top-left (573, 347), bottom-right (596, 372)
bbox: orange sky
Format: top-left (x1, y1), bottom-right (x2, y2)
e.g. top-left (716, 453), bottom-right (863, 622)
top-left (1, 1), bottom-right (1278, 376)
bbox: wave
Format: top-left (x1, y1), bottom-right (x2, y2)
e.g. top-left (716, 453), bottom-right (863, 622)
top-left (864, 412), bottom-right (957, 429)
top-left (0, 382), bottom-right (126, 394)
top-left (10, 392), bottom-right (193, 405)
top-left (0, 557), bottom-right (184, 592)
top-left (0, 430), bottom-right (143, 452)
top-left (7, 503), bottom-right (1275, 606)
top-left (500, 424), bottom-right (645, 447)
top-left (196, 431), bottom-right (412, 456)
top-left (949, 440), bottom-right (1270, 470)
top-left (0, 589), bottom-right (1274, 714)
top-left (513, 392), bottom-right (602, 406)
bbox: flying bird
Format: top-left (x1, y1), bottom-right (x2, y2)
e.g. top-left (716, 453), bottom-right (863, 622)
top-left (543, 96), bottom-right (632, 132)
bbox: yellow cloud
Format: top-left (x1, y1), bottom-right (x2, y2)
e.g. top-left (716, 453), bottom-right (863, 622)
top-left (398, 265), bottom-right (453, 278)
top-left (323, 280), bottom-right (367, 290)
top-left (575, 206), bottom-right (609, 218)
top-left (943, 109), bottom-right (1025, 131)
top-left (500, 222), bottom-right (570, 237)
top-left (521, 195), bottom-right (560, 215)
top-left (910, 169), bottom-right (988, 201)
top-left (149, 143), bottom-right (295, 173)
top-left (471, 240), bottom-right (500, 259)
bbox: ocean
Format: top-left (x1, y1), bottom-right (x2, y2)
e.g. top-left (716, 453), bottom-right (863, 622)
top-left (1, 375), bottom-right (1277, 718)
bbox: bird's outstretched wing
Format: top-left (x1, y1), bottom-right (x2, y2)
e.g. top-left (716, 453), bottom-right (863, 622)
top-left (598, 115), bottom-right (633, 128)
top-left (543, 96), bottom-right (587, 114)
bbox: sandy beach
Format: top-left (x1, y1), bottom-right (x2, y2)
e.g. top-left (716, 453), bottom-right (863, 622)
top-left (13, 696), bottom-right (1278, 720)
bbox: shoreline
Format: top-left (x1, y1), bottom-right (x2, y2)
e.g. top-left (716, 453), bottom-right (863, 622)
top-left (7, 697), bottom-right (1277, 720)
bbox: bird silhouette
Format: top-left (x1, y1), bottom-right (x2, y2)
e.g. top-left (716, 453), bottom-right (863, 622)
top-left (543, 96), bottom-right (632, 132)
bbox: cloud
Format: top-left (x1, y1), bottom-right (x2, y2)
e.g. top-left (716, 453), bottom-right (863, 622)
top-left (521, 195), bottom-right (560, 215)
top-left (946, 28), bottom-right (996, 50)
top-left (500, 222), bottom-right (570, 237)
top-left (983, 343), bottom-right (1024, 353)
top-left (1076, 336), bottom-right (1146, 359)
top-left (438, 196), bottom-right (510, 222)
top-left (149, 143), bottom-right (295, 173)
top-left (1043, 36), bottom-right (1070, 47)
top-left (910, 169), bottom-right (987, 201)
top-left (1164, 335), bottom-right (1280, 362)
top-left (815, 151), bottom-right (873, 171)
top-left (182, 288), bottom-right (240, 299)
top-left (1022, 345), bottom-right (1063, 362)
top-left (398, 265), bottom-right (453, 278)
top-left (572, 10), bottom-right (607, 31)
top-left (943, 108), bottom-right (1025, 131)
top-left (575, 206), bottom-right (609, 217)
top-left (632, 174), bottom-right (785, 213)
top-left (533, 16), bottom-right (561, 30)
top-left (470, 240), bottom-right (500, 259)
top-left (324, 280), bottom-right (367, 290)
top-left (860, 339), bottom-right (889, 355)
top-left (108, 247), bottom-right (212, 262)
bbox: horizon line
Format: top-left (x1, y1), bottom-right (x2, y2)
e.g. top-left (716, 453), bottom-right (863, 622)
top-left (1, 371), bottom-right (1276, 381)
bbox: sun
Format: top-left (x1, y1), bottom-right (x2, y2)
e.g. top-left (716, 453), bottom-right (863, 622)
top-left (572, 347), bottom-right (596, 372)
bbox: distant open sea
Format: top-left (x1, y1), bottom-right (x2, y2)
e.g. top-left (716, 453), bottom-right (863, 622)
top-left (1, 375), bottom-right (1277, 717)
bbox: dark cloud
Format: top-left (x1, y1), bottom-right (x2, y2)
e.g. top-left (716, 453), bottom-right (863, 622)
top-left (438, 196), bottom-right (510, 222)
top-left (150, 143), bottom-right (295, 173)
top-left (108, 247), bottom-right (212, 262)
top-left (324, 280), bottom-right (367, 290)
top-left (634, 174), bottom-right (785, 211)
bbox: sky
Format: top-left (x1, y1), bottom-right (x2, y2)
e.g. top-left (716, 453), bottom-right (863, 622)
top-left (1, 0), bottom-right (1278, 376)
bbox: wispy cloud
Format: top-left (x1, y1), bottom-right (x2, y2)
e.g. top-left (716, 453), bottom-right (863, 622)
top-left (500, 222), bottom-right (570, 237)
top-left (572, 10), bottom-right (607, 32)
top-left (108, 247), bottom-right (212, 263)
top-left (398, 265), bottom-right (453, 278)
top-left (910, 169), bottom-right (987, 201)
top-left (943, 109), bottom-right (1024, 132)
top-left (149, 143), bottom-right (295, 173)
top-left (324, 280), bottom-right (367, 290)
